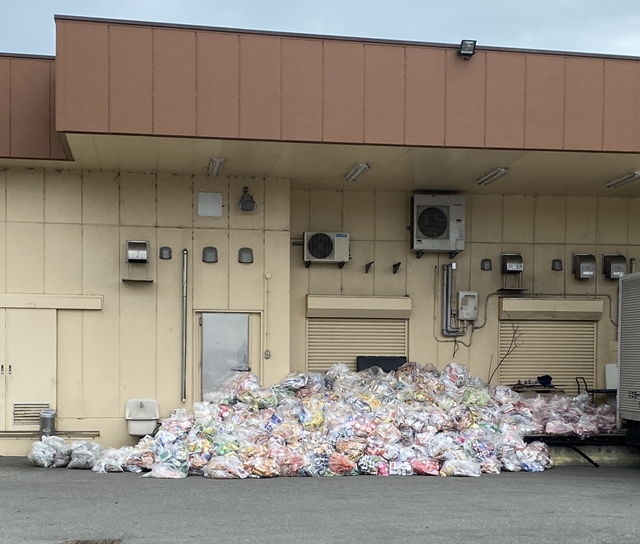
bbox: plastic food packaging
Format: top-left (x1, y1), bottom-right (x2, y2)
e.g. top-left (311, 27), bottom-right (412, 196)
top-left (92, 447), bottom-right (132, 473)
top-left (27, 440), bottom-right (56, 468)
top-left (439, 459), bottom-right (482, 477)
top-left (204, 454), bottom-right (249, 479)
top-left (40, 435), bottom-right (73, 468)
top-left (67, 441), bottom-right (102, 470)
top-left (143, 463), bottom-right (187, 479)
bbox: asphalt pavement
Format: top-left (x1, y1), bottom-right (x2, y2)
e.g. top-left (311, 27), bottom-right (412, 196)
top-left (1, 456), bottom-right (639, 544)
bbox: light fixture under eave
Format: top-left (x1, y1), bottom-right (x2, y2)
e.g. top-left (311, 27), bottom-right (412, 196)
top-left (477, 167), bottom-right (509, 186)
top-left (606, 171), bottom-right (640, 189)
top-left (457, 40), bottom-right (477, 60)
top-left (239, 186), bottom-right (257, 212)
top-left (208, 157), bottom-right (225, 177)
top-left (345, 162), bottom-right (371, 182)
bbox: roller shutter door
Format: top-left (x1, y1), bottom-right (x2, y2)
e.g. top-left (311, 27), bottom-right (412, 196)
top-left (499, 321), bottom-right (596, 397)
top-left (307, 318), bottom-right (407, 373)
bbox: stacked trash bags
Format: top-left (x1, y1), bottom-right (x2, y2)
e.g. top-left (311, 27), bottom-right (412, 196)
top-left (27, 362), bottom-right (617, 478)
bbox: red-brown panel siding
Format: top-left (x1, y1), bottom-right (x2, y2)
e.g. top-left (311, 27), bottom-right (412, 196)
top-left (10, 59), bottom-right (50, 158)
top-left (152, 29), bottom-right (196, 136)
top-left (49, 62), bottom-right (66, 159)
top-left (57, 21), bottom-right (109, 133)
top-left (239, 35), bottom-right (281, 140)
top-left (524, 55), bottom-right (565, 149)
top-left (323, 41), bottom-right (364, 143)
top-left (445, 50), bottom-right (486, 147)
top-left (486, 53), bottom-right (525, 148)
top-left (196, 32), bottom-right (239, 138)
top-left (281, 38), bottom-right (323, 142)
top-left (0, 58), bottom-right (10, 156)
top-left (364, 45), bottom-right (405, 145)
top-left (405, 47), bottom-right (445, 146)
top-left (109, 25), bottom-right (153, 134)
top-left (603, 60), bottom-right (639, 152)
top-left (565, 57), bottom-right (604, 151)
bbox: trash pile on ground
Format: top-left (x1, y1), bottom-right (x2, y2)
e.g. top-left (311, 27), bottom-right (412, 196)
top-left (27, 362), bottom-right (617, 478)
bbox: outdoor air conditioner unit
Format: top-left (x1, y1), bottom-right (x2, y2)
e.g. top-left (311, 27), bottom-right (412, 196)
top-left (412, 194), bottom-right (465, 253)
top-left (304, 232), bottom-right (350, 263)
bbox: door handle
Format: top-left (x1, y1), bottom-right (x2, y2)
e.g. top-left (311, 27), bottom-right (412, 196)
top-left (7, 365), bottom-right (11, 375)
top-left (0, 365), bottom-right (3, 374)
top-left (231, 367), bottom-right (251, 372)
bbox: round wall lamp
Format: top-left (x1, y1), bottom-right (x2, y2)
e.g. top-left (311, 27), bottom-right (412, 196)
top-left (480, 258), bottom-right (492, 271)
top-left (551, 259), bottom-right (563, 272)
top-left (239, 187), bottom-right (257, 212)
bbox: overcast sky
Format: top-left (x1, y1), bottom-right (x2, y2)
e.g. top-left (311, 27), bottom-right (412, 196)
top-left (3, 1), bottom-right (640, 57)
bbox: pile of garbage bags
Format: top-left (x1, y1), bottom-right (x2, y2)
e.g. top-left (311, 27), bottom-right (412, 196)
top-left (27, 362), bottom-right (617, 479)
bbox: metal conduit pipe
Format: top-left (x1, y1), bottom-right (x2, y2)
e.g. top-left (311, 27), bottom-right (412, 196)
top-left (441, 263), bottom-right (465, 337)
top-left (181, 249), bottom-right (188, 404)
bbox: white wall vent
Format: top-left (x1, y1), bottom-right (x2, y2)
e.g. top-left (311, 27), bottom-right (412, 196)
top-left (13, 402), bottom-right (50, 426)
top-left (412, 194), bottom-right (465, 253)
top-left (304, 232), bottom-right (350, 263)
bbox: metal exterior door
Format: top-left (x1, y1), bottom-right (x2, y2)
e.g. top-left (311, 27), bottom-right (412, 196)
top-left (201, 313), bottom-right (250, 396)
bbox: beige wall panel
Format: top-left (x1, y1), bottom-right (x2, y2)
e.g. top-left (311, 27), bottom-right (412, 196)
top-left (309, 263), bottom-right (342, 296)
top-left (229, 178), bottom-right (265, 230)
top-left (193, 229), bottom-right (229, 310)
top-left (7, 222), bottom-right (44, 294)
top-left (309, 192), bottom-right (343, 232)
top-left (290, 190), bottom-right (310, 238)
top-left (44, 169), bottom-right (81, 223)
top-left (82, 226), bottom-right (120, 417)
top-left (597, 197), bottom-right (628, 245)
top-left (0, 171), bottom-right (5, 221)
top-left (566, 197), bottom-right (597, 244)
top-left (120, 172), bottom-right (156, 227)
top-left (0, 222), bottom-right (6, 294)
top-left (469, 242), bottom-right (503, 295)
top-left (375, 192), bottom-right (408, 241)
top-left (407, 252), bottom-right (439, 366)
top-left (343, 191), bottom-right (374, 240)
top-left (157, 173), bottom-right (193, 228)
top-left (452, 244), bottom-right (472, 291)
top-left (44, 224), bottom-right (82, 295)
top-left (342, 241), bottom-right (374, 296)
top-left (265, 178), bottom-right (290, 232)
top-left (629, 199), bottom-right (640, 246)
top-left (470, 195), bottom-right (503, 243)
top-left (7, 168), bottom-right (44, 222)
top-left (534, 196), bottom-right (566, 243)
top-left (502, 243), bottom-right (534, 292)
top-left (263, 231), bottom-right (291, 385)
top-left (192, 175), bottom-right (229, 230)
top-left (373, 242), bottom-right (407, 296)
top-left (502, 196), bottom-right (534, 243)
top-left (564, 245), bottom-right (597, 295)
top-left (156, 228), bottom-right (193, 412)
top-left (532, 244), bottom-right (565, 294)
top-left (289, 247), bottom-right (309, 373)
top-left (82, 171), bottom-right (119, 225)
top-left (56, 417), bottom-right (134, 449)
top-left (0, 309), bottom-right (5, 428)
top-left (229, 230), bottom-right (264, 310)
top-left (57, 310), bottom-right (84, 418)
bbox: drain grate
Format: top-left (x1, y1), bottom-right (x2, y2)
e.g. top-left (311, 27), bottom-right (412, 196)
top-left (63, 540), bottom-right (122, 544)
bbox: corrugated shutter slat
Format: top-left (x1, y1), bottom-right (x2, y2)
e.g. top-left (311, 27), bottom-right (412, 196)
top-left (307, 318), bottom-right (407, 373)
top-left (499, 321), bottom-right (595, 397)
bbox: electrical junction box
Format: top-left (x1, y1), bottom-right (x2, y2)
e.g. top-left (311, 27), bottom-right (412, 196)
top-left (457, 291), bottom-right (478, 321)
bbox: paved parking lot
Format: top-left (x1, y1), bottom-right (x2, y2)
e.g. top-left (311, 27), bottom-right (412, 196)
top-left (1, 456), bottom-right (639, 544)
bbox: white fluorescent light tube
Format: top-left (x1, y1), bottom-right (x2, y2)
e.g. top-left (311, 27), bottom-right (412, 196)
top-left (345, 162), bottom-right (371, 182)
top-left (208, 157), bottom-right (225, 177)
top-left (606, 171), bottom-right (640, 189)
top-left (476, 167), bottom-right (509, 186)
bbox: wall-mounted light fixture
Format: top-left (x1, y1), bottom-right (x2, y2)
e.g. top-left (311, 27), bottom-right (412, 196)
top-left (208, 157), bottom-right (225, 177)
top-left (480, 258), bottom-right (492, 271)
top-left (239, 187), bottom-right (257, 212)
top-left (202, 246), bottom-right (219, 263)
top-left (551, 259), bottom-right (563, 272)
top-left (606, 171), bottom-right (640, 189)
top-left (457, 40), bottom-right (477, 60)
top-left (159, 246), bottom-right (172, 260)
top-left (238, 247), bottom-right (254, 263)
top-left (345, 162), bottom-right (371, 182)
top-left (477, 167), bottom-right (509, 186)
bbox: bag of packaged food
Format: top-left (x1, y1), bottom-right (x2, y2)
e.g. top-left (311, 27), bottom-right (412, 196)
top-left (41, 435), bottom-right (72, 468)
top-left (67, 441), bottom-right (103, 470)
top-left (27, 440), bottom-right (56, 468)
top-left (143, 463), bottom-right (187, 479)
top-left (92, 447), bottom-right (132, 473)
top-left (328, 452), bottom-right (357, 475)
top-left (439, 459), bottom-right (481, 477)
top-left (246, 455), bottom-right (280, 478)
top-left (204, 453), bottom-right (249, 479)
top-left (410, 457), bottom-right (440, 476)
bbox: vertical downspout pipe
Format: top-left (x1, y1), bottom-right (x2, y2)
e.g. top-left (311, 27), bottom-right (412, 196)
top-left (181, 249), bottom-right (188, 404)
top-left (442, 263), bottom-right (464, 337)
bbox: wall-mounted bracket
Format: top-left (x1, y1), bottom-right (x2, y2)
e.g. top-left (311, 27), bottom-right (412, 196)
top-left (416, 250), bottom-right (426, 259)
top-left (305, 261), bottom-right (311, 268)
top-left (338, 262), bottom-right (346, 269)
top-left (393, 262), bottom-right (402, 274)
top-left (365, 261), bottom-right (374, 273)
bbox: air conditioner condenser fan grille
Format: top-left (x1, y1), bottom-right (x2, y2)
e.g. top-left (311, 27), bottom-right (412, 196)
top-left (307, 233), bottom-right (334, 259)
top-left (418, 207), bottom-right (448, 238)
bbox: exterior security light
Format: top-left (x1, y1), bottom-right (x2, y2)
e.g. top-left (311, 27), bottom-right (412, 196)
top-left (606, 171), bottom-right (640, 189)
top-left (159, 246), bottom-right (172, 260)
top-left (458, 40), bottom-right (477, 60)
top-left (480, 258), bottom-right (492, 271)
top-left (345, 162), bottom-right (370, 182)
top-left (238, 247), bottom-right (254, 263)
top-left (239, 187), bottom-right (257, 212)
top-left (208, 157), bottom-right (225, 177)
top-left (551, 259), bottom-right (563, 271)
top-left (477, 167), bottom-right (509, 186)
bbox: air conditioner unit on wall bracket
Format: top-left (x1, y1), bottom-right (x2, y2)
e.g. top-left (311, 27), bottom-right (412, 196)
top-left (412, 194), bottom-right (465, 256)
top-left (304, 232), bottom-right (350, 267)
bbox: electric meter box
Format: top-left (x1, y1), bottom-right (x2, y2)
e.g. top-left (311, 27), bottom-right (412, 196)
top-left (458, 291), bottom-right (478, 321)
